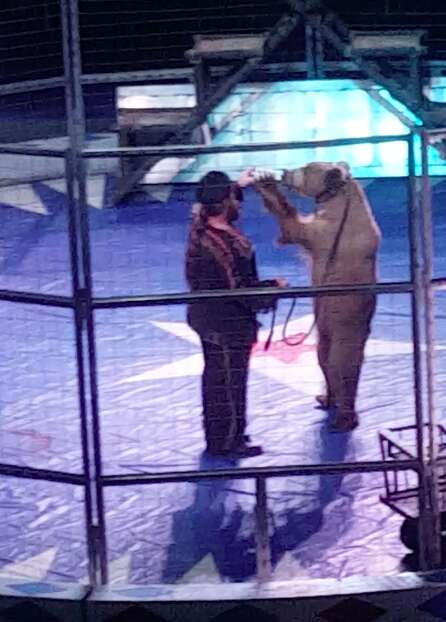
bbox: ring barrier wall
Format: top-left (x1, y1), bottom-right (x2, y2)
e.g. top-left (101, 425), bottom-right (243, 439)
top-left (0, 0), bottom-right (445, 618)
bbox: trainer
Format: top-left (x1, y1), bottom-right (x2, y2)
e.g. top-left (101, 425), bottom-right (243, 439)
top-left (185, 169), bottom-right (286, 458)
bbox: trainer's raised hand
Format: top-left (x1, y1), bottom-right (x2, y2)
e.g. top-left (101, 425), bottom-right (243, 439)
top-left (237, 168), bottom-right (257, 188)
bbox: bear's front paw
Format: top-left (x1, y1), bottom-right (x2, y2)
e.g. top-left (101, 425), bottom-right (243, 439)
top-left (252, 168), bottom-right (277, 184)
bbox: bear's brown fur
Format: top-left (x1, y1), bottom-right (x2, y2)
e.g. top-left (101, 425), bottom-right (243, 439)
top-left (253, 163), bottom-right (381, 431)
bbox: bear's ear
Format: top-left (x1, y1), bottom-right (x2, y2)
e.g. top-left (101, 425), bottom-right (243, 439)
top-left (336, 161), bottom-right (351, 176)
top-left (324, 167), bottom-right (344, 191)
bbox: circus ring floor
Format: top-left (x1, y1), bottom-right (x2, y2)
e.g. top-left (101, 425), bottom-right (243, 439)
top-left (0, 173), bottom-right (445, 594)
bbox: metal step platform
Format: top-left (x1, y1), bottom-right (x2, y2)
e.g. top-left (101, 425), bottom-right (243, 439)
top-left (379, 424), bottom-right (446, 519)
top-left (112, 16), bottom-right (300, 204)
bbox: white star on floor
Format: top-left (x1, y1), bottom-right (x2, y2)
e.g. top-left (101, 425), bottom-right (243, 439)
top-left (0, 174), bottom-right (109, 214)
top-left (121, 314), bottom-right (442, 397)
top-left (0, 548), bottom-right (56, 580)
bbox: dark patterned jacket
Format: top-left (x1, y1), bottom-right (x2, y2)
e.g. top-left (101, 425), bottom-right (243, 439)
top-left (185, 212), bottom-right (277, 343)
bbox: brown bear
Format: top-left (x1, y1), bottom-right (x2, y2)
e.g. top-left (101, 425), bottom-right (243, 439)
top-left (250, 163), bottom-right (381, 432)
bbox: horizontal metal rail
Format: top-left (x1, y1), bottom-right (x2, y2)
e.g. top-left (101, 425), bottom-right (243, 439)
top-left (2, 60), bottom-right (446, 95)
top-left (0, 133), bottom-right (411, 163)
top-left (0, 76), bottom-right (65, 95)
top-left (0, 281), bottom-right (415, 311)
top-left (432, 277), bottom-right (446, 289)
top-left (0, 145), bottom-right (66, 157)
top-left (0, 462), bottom-right (85, 485)
top-left (92, 281), bottom-right (413, 310)
top-left (80, 63), bottom-right (352, 85)
top-left (425, 127), bottom-right (446, 137)
top-left (0, 289), bottom-right (74, 308)
top-left (80, 60), bottom-right (437, 84)
top-left (2, 278), bottom-right (443, 313)
top-left (102, 459), bottom-right (420, 487)
top-left (82, 133), bottom-right (410, 159)
top-left (0, 65), bottom-right (364, 95)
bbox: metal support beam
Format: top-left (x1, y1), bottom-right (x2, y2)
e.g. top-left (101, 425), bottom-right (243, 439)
top-left (314, 14), bottom-right (325, 78)
top-left (193, 60), bottom-right (211, 109)
top-left (101, 459), bottom-right (421, 487)
top-left (3, 60), bottom-right (446, 98)
top-left (305, 7), bottom-right (325, 79)
top-left (305, 16), bottom-right (316, 78)
top-left (91, 280), bottom-right (414, 312)
top-left (407, 134), bottom-right (441, 570)
top-left (409, 50), bottom-right (423, 107)
top-left (289, 0), bottom-right (446, 129)
top-left (407, 134), bottom-right (429, 570)
top-left (0, 463), bottom-right (85, 485)
top-left (61, 0), bottom-right (108, 586)
top-left (363, 84), bottom-right (419, 131)
top-left (83, 133), bottom-right (410, 159)
top-left (255, 477), bottom-right (272, 582)
top-left (112, 11), bottom-right (301, 204)
top-left (420, 130), bottom-right (442, 567)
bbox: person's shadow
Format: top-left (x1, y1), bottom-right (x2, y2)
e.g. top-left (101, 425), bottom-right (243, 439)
top-left (163, 419), bottom-right (357, 583)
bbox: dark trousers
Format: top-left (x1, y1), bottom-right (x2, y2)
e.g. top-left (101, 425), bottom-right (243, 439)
top-left (200, 337), bottom-right (253, 452)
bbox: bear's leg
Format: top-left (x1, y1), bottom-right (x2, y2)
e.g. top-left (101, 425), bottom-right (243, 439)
top-left (316, 330), bottom-right (334, 409)
top-left (327, 325), bottom-right (368, 431)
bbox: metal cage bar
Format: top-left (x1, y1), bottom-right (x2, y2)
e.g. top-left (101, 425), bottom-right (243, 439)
top-left (66, 150), bottom-right (100, 587)
top-left (407, 134), bottom-right (430, 569)
top-left (1, 0), bottom-right (443, 587)
top-left (0, 290), bottom-right (74, 307)
top-left (2, 60), bottom-right (446, 97)
top-left (101, 459), bottom-right (421, 487)
top-left (92, 281), bottom-right (414, 311)
top-left (255, 476), bottom-right (272, 582)
top-left (0, 281), bottom-right (413, 310)
top-left (407, 134), bottom-right (442, 568)
top-left (420, 130), bottom-right (442, 565)
top-left (0, 463), bottom-right (85, 485)
top-left (0, 145), bottom-right (66, 157)
top-left (81, 133), bottom-right (410, 159)
top-left (61, 0), bottom-right (108, 586)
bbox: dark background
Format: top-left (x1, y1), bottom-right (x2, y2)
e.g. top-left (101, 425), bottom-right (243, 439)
top-left (1, 0), bottom-right (446, 84)
top-left (1, 1), bottom-right (446, 142)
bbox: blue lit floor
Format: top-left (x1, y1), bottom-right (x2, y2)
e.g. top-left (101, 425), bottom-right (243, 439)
top-left (0, 174), bottom-right (445, 585)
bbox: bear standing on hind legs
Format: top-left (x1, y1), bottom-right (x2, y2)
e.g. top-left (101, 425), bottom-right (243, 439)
top-left (248, 163), bottom-right (381, 432)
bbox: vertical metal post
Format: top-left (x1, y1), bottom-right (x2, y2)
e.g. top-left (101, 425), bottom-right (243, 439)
top-left (65, 153), bottom-right (97, 585)
top-left (305, 15), bottom-right (316, 79)
top-left (255, 477), bottom-right (272, 582)
top-left (407, 133), bottom-right (440, 569)
top-left (420, 130), bottom-right (442, 565)
top-left (407, 132), bottom-right (428, 569)
top-left (305, 0), bottom-right (324, 80)
top-left (409, 51), bottom-right (422, 108)
top-left (314, 14), bottom-right (325, 79)
top-left (61, 0), bottom-right (108, 585)
top-left (193, 60), bottom-right (210, 109)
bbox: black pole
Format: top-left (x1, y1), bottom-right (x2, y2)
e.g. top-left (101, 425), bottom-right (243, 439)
top-left (66, 151), bottom-right (99, 584)
top-left (420, 130), bottom-right (442, 567)
top-left (61, 0), bottom-right (108, 585)
top-left (407, 132), bottom-right (433, 569)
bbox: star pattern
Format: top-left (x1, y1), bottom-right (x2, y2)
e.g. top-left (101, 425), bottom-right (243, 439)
top-left (121, 314), bottom-right (444, 398)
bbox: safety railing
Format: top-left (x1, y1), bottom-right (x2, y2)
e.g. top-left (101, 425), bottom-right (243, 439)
top-left (0, 0), bottom-right (443, 590)
top-left (0, 126), bottom-right (441, 585)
